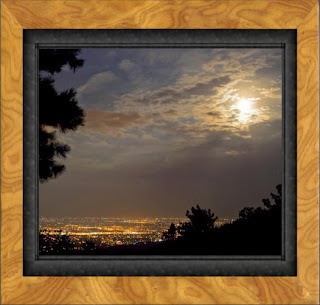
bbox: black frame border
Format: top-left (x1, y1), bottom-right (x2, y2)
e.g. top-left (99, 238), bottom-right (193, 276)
top-left (23, 30), bottom-right (297, 276)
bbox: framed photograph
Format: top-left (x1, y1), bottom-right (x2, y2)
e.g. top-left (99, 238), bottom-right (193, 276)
top-left (1, 1), bottom-right (319, 304)
top-left (24, 29), bottom-right (296, 276)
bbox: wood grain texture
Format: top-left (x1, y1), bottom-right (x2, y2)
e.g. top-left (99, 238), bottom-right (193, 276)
top-left (1, 0), bottom-right (319, 304)
top-left (2, 0), bottom-right (317, 29)
top-left (296, 2), bottom-right (319, 301)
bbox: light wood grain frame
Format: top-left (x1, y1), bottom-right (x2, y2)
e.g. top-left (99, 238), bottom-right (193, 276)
top-left (1, 0), bottom-right (319, 304)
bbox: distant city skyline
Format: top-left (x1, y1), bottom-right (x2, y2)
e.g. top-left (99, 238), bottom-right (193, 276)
top-left (40, 48), bottom-right (282, 219)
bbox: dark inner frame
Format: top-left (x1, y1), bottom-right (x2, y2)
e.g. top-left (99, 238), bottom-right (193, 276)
top-left (23, 29), bottom-right (297, 276)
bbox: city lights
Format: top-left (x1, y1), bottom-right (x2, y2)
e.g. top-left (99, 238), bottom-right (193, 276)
top-left (39, 216), bottom-right (232, 254)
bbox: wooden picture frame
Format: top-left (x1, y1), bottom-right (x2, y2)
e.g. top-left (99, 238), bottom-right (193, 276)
top-left (1, 0), bottom-right (318, 304)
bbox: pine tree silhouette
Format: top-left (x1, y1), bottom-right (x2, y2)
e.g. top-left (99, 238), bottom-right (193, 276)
top-left (39, 49), bottom-right (85, 182)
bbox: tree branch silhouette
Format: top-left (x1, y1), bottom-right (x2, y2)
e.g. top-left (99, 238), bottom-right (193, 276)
top-left (39, 49), bottom-right (85, 182)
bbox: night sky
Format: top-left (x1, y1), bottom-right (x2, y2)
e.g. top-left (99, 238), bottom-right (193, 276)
top-left (39, 48), bottom-right (282, 219)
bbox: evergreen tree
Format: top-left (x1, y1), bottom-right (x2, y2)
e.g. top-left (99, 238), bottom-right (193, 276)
top-left (39, 49), bottom-right (85, 182)
top-left (162, 223), bottom-right (177, 241)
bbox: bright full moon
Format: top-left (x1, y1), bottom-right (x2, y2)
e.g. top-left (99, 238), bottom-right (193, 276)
top-left (237, 98), bottom-right (252, 113)
top-left (236, 98), bottom-right (256, 124)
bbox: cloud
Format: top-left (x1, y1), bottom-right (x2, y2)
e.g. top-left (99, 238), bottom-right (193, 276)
top-left (84, 109), bottom-right (149, 130)
top-left (207, 111), bottom-right (221, 117)
top-left (73, 48), bottom-right (282, 160)
top-left (77, 71), bottom-right (117, 95)
top-left (258, 87), bottom-right (281, 99)
top-left (164, 109), bottom-right (178, 116)
top-left (118, 59), bottom-right (135, 71)
top-left (114, 75), bottom-right (231, 110)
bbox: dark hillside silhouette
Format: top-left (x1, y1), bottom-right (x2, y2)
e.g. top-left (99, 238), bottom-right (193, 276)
top-left (212, 184), bottom-right (282, 254)
top-left (39, 49), bottom-right (85, 182)
top-left (151, 184), bottom-right (282, 255)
